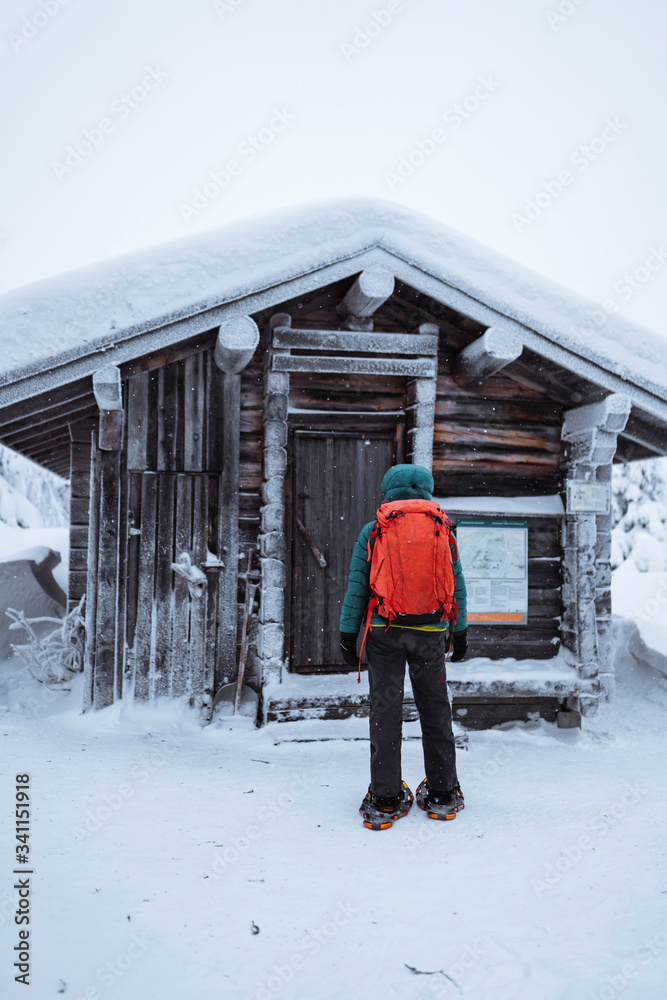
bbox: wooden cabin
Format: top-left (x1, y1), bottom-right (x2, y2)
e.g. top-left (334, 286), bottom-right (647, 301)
top-left (1, 199), bottom-right (666, 728)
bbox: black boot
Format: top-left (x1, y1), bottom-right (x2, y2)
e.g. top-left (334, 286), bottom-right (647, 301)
top-left (359, 780), bottom-right (414, 830)
top-left (415, 778), bottom-right (464, 821)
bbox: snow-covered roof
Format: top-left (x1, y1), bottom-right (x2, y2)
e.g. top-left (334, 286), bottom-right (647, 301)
top-left (435, 495), bottom-right (565, 516)
top-left (1, 198), bottom-right (667, 417)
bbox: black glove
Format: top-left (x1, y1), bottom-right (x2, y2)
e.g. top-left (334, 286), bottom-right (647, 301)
top-left (450, 628), bottom-right (468, 662)
top-left (340, 632), bottom-right (358, 667)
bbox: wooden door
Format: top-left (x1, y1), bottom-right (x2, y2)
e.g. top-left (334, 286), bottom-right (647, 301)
top-left (124, 471), bottom-right (220, 714)
top-left (290, 428), bottom-right (398, 673)
top-left (108, 351), bottom-right (240, 718)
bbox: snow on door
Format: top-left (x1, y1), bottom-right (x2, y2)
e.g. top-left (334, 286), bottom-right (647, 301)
top-left (125, 471), bottom-right (220, 713)
top-left (290, 430), bottom-right (395, 673)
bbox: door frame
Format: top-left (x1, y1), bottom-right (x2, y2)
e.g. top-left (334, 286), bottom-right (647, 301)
top-left (257, 319), bottom-right (436, 696)
top-left (285, 411), bottom-right (405, 674)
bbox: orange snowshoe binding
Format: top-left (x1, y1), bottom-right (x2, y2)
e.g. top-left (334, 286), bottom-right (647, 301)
top-left (359, 780), bottom-right (414, 830)
top-left (415, 778), bottom-right (464, 821)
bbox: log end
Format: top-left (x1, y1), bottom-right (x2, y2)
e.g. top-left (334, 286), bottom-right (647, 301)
top-left (214, 316), bottom-right (261, 374)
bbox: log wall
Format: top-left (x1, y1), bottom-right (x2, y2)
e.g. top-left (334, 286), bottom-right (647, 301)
top-left (288, 370), bottom-right (407, 414)
top-left (239, 351), bottom-right (264, 546)
top-left (274, 347), bottom-right (565, 662)
top-left (433, 345), bottom-right (566, 660)
top-left (447, 513), bottom-right (563, 660)
top-left (433, 351), bottom-right (565, 497)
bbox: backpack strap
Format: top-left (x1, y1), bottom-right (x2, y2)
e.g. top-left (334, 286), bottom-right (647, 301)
top-left (357, 596), bottom-right (378, 683)
top-left (366, 522), bottom-right (379, 560)
top-left (446, 516), bottom-right (458, 560)
top-left (438, 598), bottom-right (458, 682)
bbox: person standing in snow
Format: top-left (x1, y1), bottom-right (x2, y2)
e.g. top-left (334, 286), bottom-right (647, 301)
top-left (339, 464), bottom-right (468, 830)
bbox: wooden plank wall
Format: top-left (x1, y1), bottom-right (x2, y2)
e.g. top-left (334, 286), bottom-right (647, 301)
top-left (125, 470), bottom-right (217, 710)
top-left (125, 349), bottom-right (225, 479)
top-left (68, 419), bottom-right (95, 612)
top-left (95, 447), bottom-right (123, 706)
top-left (123, 345), bottom-right (262, 704)
top-left (81, 437), bottom-right (122, 710)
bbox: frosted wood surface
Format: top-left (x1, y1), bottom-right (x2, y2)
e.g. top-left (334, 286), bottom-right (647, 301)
top-left (93, 448), bottom-right (121, 709)
top-left (337, 267), bottom-right (395, 318)
top-left (272, 328), bottom-right (438, 355)
top-left (218, 374), bottom-right (240, 688)
top-left (171, 475), bottom-right (193, 697)
top-left (82, 443), bottom-right (100, 711)
top-left (126, 372), bottom-right (149, 471)
top-left (190, 475), bottom-right (210, 715)
top-left (133, 474), bottom-right (158, 700)
top-left (274, 355), bottom-right (436, 377)
top-left (153, 473), bottom-right (175, 698)
top-left (183, 353), bottom-right (204, 472)
top-left (290, 431), bottom-right (394, 672)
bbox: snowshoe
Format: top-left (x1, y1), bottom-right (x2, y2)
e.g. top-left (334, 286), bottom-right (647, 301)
top-left (415, 778), bottom-right (464, 821)
top-left (359, 780), bottom-right (414, 830)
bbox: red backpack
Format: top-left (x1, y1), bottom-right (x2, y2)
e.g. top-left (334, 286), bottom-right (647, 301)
top-left (357, 499), bottom-right (458, 680)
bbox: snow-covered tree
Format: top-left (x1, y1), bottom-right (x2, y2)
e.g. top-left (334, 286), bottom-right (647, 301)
top-left (0, 443), bottom-right (69, 528)
top-left (612, 457), bottom-right (667, 572)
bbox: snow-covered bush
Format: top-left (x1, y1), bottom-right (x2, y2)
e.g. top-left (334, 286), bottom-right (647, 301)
top-left (5, 595), bottom-right (85, 686)
top-left (0, 443), bottom-right (69, 528)
top-left (612, 458), bottom-right (667, 572)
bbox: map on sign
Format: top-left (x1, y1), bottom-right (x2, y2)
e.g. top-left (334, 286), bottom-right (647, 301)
top-left (457, 525), bottom-right (526, 579)
top-left (456, 518), bottom-right (528, 625)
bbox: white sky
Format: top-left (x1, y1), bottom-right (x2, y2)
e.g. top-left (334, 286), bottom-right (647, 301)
top-left (1, 0), bottom-right (666, 337)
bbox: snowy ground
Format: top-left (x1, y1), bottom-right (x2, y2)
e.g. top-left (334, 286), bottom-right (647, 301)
top-left (612, 571), bottom-right (667, 664)
top-left (1, 624), bottom-right (667, 1000)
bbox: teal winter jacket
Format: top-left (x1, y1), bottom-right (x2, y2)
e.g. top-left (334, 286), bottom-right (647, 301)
top-left (339, 464), bottom-right (468, 636)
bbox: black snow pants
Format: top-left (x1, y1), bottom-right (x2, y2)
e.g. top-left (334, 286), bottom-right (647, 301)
top-left (366, 626), bottom-right (458, 799)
